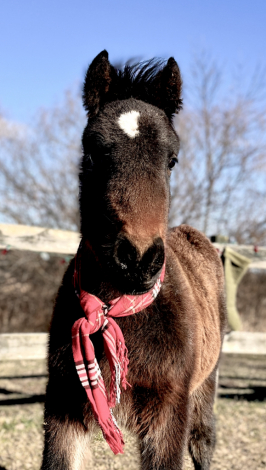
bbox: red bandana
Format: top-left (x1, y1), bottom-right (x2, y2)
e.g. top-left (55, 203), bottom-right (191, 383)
top-left (71, 246), bottom-right (165, 454)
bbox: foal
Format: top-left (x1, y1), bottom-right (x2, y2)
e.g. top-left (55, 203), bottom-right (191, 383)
top-left (41, 50), bottom-right (226, 470)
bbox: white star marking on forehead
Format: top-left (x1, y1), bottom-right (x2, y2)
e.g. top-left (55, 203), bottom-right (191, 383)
top-left (117, 110), bottom-right (140, 138)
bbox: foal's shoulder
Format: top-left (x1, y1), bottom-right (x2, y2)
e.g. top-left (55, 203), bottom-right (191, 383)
top-left (167, 224), bottom-right (221, 270)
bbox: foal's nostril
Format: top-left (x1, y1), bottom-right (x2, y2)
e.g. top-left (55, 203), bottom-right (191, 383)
top-left (140, 237), bottom-right (165, 279)
top-left (114, 236), bottom-right (138, 272)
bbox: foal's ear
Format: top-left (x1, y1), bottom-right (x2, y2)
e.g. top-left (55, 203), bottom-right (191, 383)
top-left (83, 50), bottom-right (113, 117)
top-left (152, 57), bottom-right (182, 118)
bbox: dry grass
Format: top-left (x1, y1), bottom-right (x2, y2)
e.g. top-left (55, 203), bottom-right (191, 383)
top-left (0, 399), bottom-right (265, 470)
top-left (0, 356), bottom-right (265, 470)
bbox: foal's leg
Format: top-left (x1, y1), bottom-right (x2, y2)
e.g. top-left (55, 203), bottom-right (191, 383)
top-left (41, 371), bottom-right (95, 470)
top-left (41, 415), bottom-right (92, 470)
top-left (133, 388), bottom-right (189, 470)
top-left (188, 370), bottom-right (217, 470)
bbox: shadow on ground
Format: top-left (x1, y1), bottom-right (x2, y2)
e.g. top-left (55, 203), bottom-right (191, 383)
top-left (219, 385), bottom-right (266, 401)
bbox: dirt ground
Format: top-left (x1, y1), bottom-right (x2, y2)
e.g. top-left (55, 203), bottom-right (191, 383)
top-left (0, 355), bottom-right (265, 470)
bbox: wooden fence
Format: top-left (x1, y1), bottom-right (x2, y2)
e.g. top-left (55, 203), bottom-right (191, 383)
top-left (0, 331), bottom-right (266, 362)
top-left (1, 223), bottom-right (266, 268)
top-left (1, 222), bottom-right (266, 360)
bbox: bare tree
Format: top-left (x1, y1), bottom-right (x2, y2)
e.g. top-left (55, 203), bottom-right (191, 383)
top-left (0, 89), bottom-right (86, 230)
top-left (1, 55), bottom-right (266, 244)
top-left (170, 53), bottom-right (266, 244)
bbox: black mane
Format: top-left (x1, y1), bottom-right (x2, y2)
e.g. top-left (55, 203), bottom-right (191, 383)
top-left (110, 59), bottom-right (166, 100)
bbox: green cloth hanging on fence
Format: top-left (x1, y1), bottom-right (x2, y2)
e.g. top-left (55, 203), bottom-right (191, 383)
top-left (223, 247), bottom-right (251, 331)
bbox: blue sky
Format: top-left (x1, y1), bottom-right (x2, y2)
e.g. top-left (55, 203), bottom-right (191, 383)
top-left (0, 0), bottom-right (265, 123)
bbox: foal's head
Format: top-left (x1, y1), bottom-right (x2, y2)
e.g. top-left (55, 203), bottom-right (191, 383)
top-left (80, 50), bottom-right (182, 294)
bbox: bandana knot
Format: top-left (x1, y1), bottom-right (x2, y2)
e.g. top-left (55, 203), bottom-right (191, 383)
top-left (71, 245), bottom-right (165, 455)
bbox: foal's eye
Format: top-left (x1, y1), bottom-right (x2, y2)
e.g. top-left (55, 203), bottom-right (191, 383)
top-left (168, 155), bottom-right (178, 170)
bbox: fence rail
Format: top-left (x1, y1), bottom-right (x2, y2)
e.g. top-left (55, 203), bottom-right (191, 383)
top-left (0, 332), bottom-right (265, 361)
top-left (0, 223), bottom-right (80, 255)
top-left (1, 223), bottom-right (266, 269)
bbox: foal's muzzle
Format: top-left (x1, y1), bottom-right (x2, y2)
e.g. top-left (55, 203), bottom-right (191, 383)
top-left (112, 235), bottom-right (165, 294)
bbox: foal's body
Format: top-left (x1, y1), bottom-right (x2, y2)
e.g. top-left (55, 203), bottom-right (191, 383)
top-left (41, 51), bottom-right (226, 470)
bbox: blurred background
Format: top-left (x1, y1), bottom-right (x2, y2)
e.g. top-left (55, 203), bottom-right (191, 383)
top-left (0, 0), bottom-right (266, 333)
top-left (1, 0), bottom-right (266, 240)
top-left (0, 1), bottom-right (265, 469)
